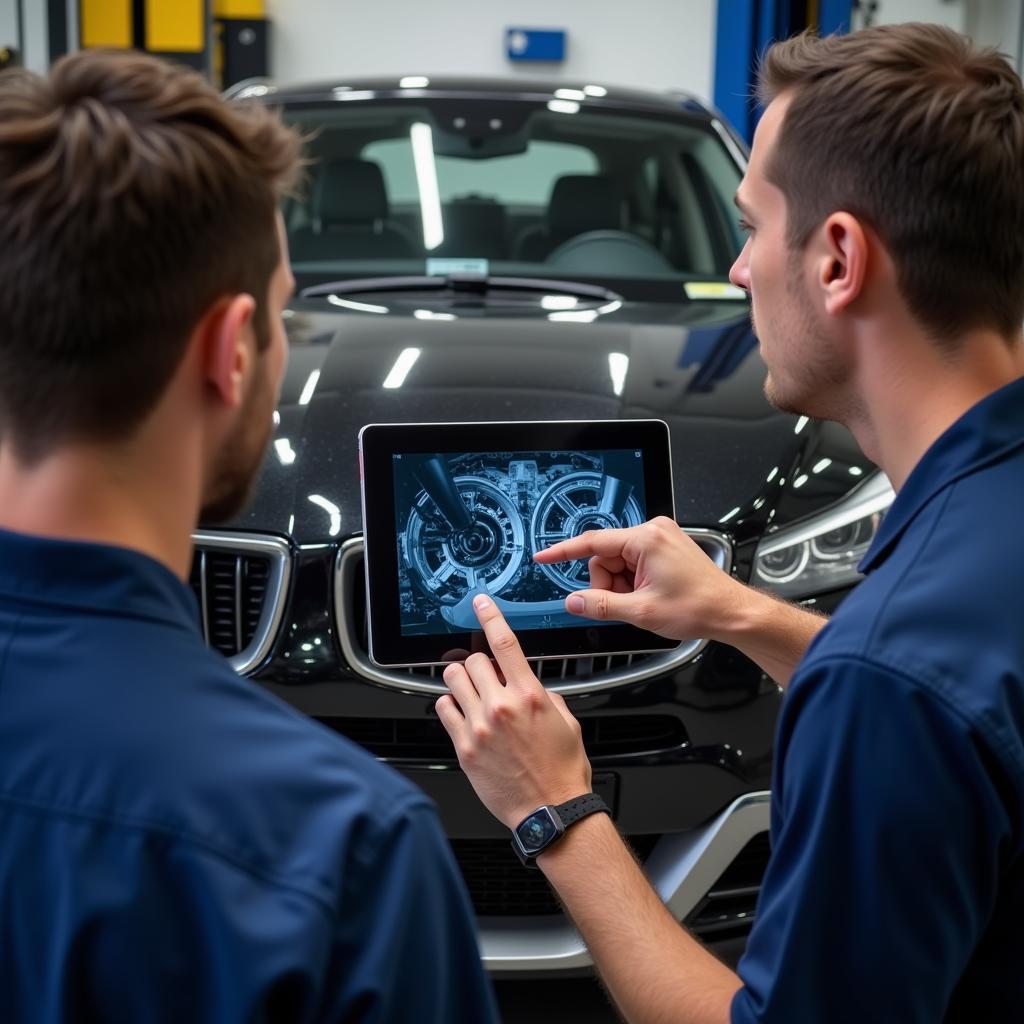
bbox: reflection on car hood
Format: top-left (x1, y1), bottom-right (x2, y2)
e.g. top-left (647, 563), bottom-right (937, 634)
top-left (217, 299), bottom-right (870, 545)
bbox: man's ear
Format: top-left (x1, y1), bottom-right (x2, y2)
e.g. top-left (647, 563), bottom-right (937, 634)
top-left (197, 293), bottom-right (257, 410)
top-left (816, 213), bottom-right (869, 317)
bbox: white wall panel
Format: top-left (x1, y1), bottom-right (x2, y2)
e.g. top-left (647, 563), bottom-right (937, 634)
top-left (267, 0), bottom-right (717, 103)
top-left (0, 0), bottom-right (18, 54)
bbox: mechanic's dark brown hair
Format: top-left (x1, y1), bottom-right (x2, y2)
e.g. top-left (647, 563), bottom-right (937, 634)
top-left (759, 24), bottom-right (1024, 344)
top-left (0, 49), bottom-right (302, 463)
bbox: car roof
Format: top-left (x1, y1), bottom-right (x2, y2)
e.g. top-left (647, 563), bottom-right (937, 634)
top-left (231, 75), bottom-right (714, 119)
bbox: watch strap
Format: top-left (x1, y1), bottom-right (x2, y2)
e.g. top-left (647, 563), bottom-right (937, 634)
top-left (552, 792), bottom-right (610, 830)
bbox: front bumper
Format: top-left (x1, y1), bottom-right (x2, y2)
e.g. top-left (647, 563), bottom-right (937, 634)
top-left (481, 790), bottom-right (769, 972)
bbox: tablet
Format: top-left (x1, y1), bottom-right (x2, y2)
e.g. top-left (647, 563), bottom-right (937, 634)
top-left (358, 420), bottom-right (677, 667)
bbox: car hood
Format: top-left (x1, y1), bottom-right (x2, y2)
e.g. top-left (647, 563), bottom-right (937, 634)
top-left (218, 299), bottom-right (871, 545)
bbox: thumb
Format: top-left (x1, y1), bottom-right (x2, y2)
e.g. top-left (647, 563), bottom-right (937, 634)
top-left (565, 589), bottom-right (640, 625)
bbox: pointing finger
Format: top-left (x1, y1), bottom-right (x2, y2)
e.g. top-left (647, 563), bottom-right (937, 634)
top-left (471, 594), bottom-right (539, 691)
top-left (532, 528), bottom-right (636, 566)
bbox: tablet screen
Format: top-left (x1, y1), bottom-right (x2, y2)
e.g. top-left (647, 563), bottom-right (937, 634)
top-left (359, 420), bottom-right (677, 666)
top-left (393, 448), bottom-right (647, 636)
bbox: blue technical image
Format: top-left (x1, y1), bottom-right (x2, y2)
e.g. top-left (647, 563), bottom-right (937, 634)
top-left (393, 449), bottom-right (647, 636)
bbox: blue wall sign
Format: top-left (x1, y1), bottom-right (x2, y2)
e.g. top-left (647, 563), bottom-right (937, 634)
top-left (506, 28), bottom-right (566, 63)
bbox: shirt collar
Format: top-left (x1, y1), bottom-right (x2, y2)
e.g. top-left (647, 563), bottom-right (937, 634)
top-left (0, 528), bottom-right (200, 632)
top-left (860, 374), bottom-right (1024, 574)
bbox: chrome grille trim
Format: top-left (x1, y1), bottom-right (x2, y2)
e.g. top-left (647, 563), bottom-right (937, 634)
top-left (198, 550), bottom-right (210, 646)
top-left (482, 791), bottom-right (769, 971)
top-left (191, 531), bottom-right (292, 675)
top-left (333, 529), bottom-right (732, 696)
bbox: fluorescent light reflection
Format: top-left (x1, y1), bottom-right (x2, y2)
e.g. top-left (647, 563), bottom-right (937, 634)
top-left (547, 100), bottom-right (580, 115)
top-left (812, 458), bottom-right (832, 474)
top-left (274, 438), bottom-right (296, 466)
top-left (400, 76), bottom-right (429, 88)
top-left (272, 410), bottom-right (280, 427)
top-left (849, 466), bottom-right (864, 477)
top-left (332, 89), bottom-right (375, 102)
top-left (413, 308), bottom-right (457, 321)
top-left (794, 415), bottom-right (810, 434)
top-left (583, 84), bottom-right (607, 97)
top-left (793, 474), bottom-right (809, 489)
top-left (382, 347), bottom-right (421, 389)
top-left (298, 369), bottom-right (320, 406)
top-left (719, 506), bottom-right (741, 524)
top-left (327, 295), bottom-right (388, 314)
top-left (308, 494), bottom-right (342, 536)
top-left (548, 310), bottom-right (597, 322)
top-left (410, 122), bottom-right (444, 250)
top-left (597, 299), bottom-right (623, 315)
top-left (541, 295), bottom-right (578, 310)
top-left (554, 88), bottom-right (586, 101)
top-left (608, 352), bottom-right (629, 396)
top-left (766, 466), bottom-right (779, 482)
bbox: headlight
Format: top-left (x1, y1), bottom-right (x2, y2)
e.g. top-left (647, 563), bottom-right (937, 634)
top-left (753, 472), bottom-right (894, 599)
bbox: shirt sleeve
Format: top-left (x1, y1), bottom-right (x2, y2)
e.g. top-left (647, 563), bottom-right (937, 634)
top-left (731, 656), bottom-right (1012, 1024)
top-left (319, 795), bottom-right (499, 1024)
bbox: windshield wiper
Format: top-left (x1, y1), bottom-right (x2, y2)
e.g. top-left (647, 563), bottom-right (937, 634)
top-left (300, 274), bottom-right (621, 304)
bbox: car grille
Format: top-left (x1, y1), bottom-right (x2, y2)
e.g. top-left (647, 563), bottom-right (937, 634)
top-left (333, 533), bottom-right (731, 696)
top-left (452, 835), bottom-right (661, 917)
top-left (318, 713), bottom-right (686, 761)
top-left (189, 532), bottom-right (292, 674)
top-left (684, 832), bottom-right (771, 940)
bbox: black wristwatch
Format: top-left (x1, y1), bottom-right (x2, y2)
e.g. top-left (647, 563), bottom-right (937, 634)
top-left (511, 793), bottom-right (611, 867)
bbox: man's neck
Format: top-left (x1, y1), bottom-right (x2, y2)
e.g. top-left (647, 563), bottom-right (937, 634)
top-left (0, 440), bottom-right (200, 579)
top-left (845, 328), bottom-right (1024, 490)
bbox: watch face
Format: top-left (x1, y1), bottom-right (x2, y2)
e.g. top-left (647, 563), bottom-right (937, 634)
top-left (516, 809), bottom-right (559, 854)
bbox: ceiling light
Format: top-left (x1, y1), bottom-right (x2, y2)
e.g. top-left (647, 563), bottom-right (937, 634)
top-left (410, 122), bottom-right (444, 250)
top-left (298, 369), bottom-right (320, 406)
top-left (382, 347), bottom-right (421, 389)
top-left (608, 352), bottom-right (629, 396)
top-left (327, 295), bottom-right (389, 314)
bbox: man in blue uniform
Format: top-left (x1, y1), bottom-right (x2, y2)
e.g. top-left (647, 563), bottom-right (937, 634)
top-left (0, 51), bottom-right (496, 1022)
top-left (438, 24), bottom-right (1024, 1023)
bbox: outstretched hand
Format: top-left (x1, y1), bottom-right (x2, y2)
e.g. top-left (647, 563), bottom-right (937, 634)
top-left (435, 594), bottom-right (591, 830)
top-left (534, 516), bottom-right (744, 642)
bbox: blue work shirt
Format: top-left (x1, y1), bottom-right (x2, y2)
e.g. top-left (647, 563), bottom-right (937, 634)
top-left (0, 530), bottom-right (498, 1024)
top-left (732, 375), bottom-right (1024, 1022)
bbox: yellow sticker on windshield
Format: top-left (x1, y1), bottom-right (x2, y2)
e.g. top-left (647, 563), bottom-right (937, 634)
top-left (684, 282), bottom-right (747, 300)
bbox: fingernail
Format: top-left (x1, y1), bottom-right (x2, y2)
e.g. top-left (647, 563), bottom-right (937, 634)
top-left (567, 595), bottom-right (585, 614)
top-left (473, 594), bottom-right (491, 611)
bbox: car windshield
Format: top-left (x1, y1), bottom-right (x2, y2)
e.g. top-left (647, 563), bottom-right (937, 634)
top-left (280, 96), bottom-right (746, 299)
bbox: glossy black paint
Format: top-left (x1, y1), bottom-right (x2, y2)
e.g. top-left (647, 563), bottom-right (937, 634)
top-left (211, 82), bottom-right (875, 873)
top-left (218, 294), bottom-right (873, 837)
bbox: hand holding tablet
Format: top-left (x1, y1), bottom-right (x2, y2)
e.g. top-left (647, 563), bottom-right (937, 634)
top-left (358, 420), bottom-right (679, 667)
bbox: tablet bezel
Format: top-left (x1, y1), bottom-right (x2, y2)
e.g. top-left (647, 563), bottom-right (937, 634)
top-left (358, 420), bottom-right (678, 667)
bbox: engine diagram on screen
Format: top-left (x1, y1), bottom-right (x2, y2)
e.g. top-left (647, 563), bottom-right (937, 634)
top-left (394, 450), bottom-right (645, 634)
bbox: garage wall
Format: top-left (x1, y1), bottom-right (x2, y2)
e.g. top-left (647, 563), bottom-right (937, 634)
top-left (266, 0), bottom-right (719, 103)
top-left (860, 0), bottom-right (1024, 71)
top-left (0, 0), bottom-right (18, 56)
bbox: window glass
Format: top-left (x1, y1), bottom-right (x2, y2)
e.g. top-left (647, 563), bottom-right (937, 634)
top-left (283, 101), bottom-right (744, 285)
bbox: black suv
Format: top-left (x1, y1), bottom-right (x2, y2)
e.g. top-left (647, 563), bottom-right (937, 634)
top-left (191, 75), bottom-right (892, 973)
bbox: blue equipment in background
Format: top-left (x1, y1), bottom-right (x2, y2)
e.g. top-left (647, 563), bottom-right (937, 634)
top-left (506, 28), bottom-right (566, 63)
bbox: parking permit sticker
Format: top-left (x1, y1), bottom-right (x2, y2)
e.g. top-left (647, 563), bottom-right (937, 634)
top-left (427, 258), bottom-right (490, 276)
top-left (684, 281), bottom-right (747, 300)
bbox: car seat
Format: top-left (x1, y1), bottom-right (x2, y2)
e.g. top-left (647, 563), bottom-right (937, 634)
top-left (290, 158), bottom-right (417, 261)
top-left (513, 174), bottom-right (624, 261)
